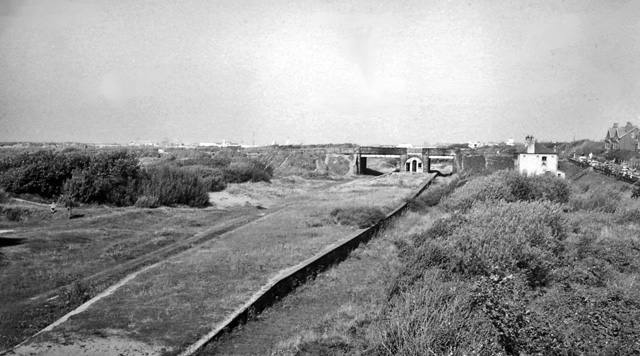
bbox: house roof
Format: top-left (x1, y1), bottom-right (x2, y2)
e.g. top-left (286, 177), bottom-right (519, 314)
top-left (519, 142), bottom-right (556, 154)
top-left (606, 124), bottom-right (639, 140)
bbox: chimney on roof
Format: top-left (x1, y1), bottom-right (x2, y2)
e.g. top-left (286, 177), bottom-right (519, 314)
top-left (613, 123), bottom-right (618, 128)
top-left (525, 135), bottom-right (535, 153)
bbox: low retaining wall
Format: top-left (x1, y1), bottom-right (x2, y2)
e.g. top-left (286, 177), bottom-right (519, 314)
top-left (180, 173), bottom-right (437, 356)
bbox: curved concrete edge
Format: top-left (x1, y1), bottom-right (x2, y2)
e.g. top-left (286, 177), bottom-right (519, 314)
top-left (179, 173), bottom-right (437, 356)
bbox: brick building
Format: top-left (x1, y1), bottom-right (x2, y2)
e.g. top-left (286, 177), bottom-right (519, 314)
top-left (605, 122), bottom-right (640, 151)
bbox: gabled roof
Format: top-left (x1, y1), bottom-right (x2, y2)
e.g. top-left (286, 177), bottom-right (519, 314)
top-left (606, 124), bottom-right (639, 140)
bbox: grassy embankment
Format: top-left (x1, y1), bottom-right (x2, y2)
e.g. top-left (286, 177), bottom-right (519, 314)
top-left (272, 170), bottom-right (640, 355)
top-left (7, 173), bottom-right (427, 355)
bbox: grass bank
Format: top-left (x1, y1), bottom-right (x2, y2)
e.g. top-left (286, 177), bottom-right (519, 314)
top-left (272, 171), bottom-right (640, 355)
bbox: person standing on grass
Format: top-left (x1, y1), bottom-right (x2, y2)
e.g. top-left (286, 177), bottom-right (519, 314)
top-left (59, 195), bottom-right (75, 219)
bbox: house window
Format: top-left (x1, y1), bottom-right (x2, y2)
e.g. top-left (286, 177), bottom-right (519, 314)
top-left (542, 156), bottom-right (547, 166)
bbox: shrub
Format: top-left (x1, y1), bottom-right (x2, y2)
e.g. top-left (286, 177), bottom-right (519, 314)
top-left (441, 170), bottom-right (570, 212)
top-left (399, 200), bottom-right (566, 292)
top-left (441, 172), bottom-right (514, 211)
top-left (0, 206), bottom-right (35, 222)
top-left (0, 150), bottom-right (91, 198)
top-left (569, 186), bottom-right (620, 213)
top-left (447, 201), bottom-right (565, 286)
top-left (506, 172), bottom-right (570, 203)
top-left (134, 195), bottom-right (160, 208)
top-left (0, 188), bottom-right (8, 204)
top-left (223, 160), bottom-right (273, 183)
top-left (182, 166), bottom-right (227, 192)
top-left (329, 206), bottom-right (386, 228)
top-left (61, 150), bottom-right (141, 206)
top-left (140, 165), bottom-right (209, 207)
top-left (376, 271), bottom-right (501, 356)
top-left (616, 197), bottom-right (640, 224)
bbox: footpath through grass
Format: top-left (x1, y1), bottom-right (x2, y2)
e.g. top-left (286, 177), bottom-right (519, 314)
top-left (8, 174), bottom-right (425, 356)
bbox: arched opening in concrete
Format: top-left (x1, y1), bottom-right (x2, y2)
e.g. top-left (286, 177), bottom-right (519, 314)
top-left (405, 157), bottom-right (423, 173)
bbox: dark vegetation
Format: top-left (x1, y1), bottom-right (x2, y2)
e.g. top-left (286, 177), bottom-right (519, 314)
top-left (383, 171), bottom-right (640, 355)
top-left (0, 148), bottom-right (273, 208)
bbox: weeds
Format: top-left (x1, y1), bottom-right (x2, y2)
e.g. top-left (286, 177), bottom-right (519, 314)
top-left (329, 206), bottom-right (386, 228)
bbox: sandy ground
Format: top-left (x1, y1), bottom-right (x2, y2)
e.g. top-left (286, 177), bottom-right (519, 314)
top-left (208, 191), bottom-right (264, 210)
top-left (10, 336), bottom-right (168, 356)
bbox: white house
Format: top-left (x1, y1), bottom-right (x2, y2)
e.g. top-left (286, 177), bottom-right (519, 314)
top-left (516, 136), bottom-right (565, 178)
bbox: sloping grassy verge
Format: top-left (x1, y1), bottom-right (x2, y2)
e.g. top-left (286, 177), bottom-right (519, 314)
top-left (273, 171), bottom-right (640, 355)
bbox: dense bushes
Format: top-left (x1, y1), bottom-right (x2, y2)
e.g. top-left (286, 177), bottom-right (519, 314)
top-left (0, 150), bottom-right (91, 198)
top-left (223, 160), bottom-right (273, 183)
top-left (441, 170), bottom-right (570, 211)
top-left (0, 148), bottom-right (275, 208)
top-left (177, 150), bottom-right (273, 184)
top-left (139, 165), bottom-right (209, 208)
top-left (373, 170), bottom-right (640, 355)
top-left (62, 150), bottom-right (141, 206)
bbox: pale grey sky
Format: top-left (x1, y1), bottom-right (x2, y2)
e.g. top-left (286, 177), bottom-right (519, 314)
top-left (1, 0), bottom-right (639, 145)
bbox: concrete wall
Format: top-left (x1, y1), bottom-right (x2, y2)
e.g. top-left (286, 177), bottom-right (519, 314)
top-left (459, 155), bottom-right (486, 172)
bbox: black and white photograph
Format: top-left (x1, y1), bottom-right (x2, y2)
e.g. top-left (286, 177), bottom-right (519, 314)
top-left (1, 1), bottom-right (640, 355)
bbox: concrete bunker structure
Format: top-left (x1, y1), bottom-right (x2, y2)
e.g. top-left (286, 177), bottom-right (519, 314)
top-left (355, 146), bottom-right (458, 174)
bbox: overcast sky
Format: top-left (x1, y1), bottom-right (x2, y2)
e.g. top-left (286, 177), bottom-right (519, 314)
top-left (1, 0), bottom-right (640, 145)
